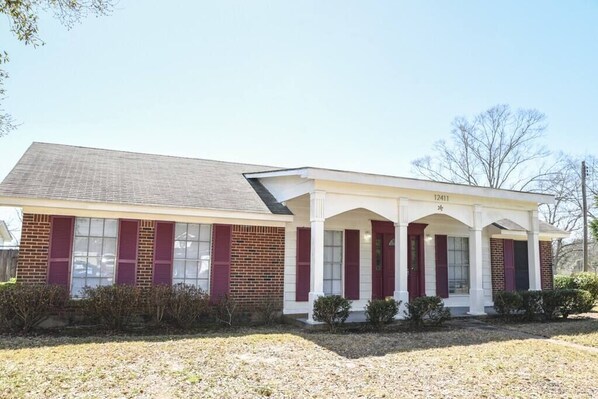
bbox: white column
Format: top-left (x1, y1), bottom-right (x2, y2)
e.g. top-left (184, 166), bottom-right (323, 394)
top-left (308, 190), bottom-right (325, 323)
top-left (394, 197), bottom-right (409, 318)
top-left (527, 210), bottom-right (542, 291)
top-left (468, 205), bottom-right (486, 315)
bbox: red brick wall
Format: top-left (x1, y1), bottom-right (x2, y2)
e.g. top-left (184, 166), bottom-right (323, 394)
top-left (16, 213), bottom-right (51, 284)
top-left (17, 214), bottom-right (286, 310)
top-left (137, 220), bottom-right (155, 288)
top-left (490, 238), bottom-right (554, 294)
top-left (228, 225), bottom-right (285, 310)
top-left (490, 238), bottom-right (505, 296)
top-left (540, 241), bottom-right (553, 290)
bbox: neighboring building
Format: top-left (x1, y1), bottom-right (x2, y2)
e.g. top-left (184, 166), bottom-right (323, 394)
top-left (0, 220), bottom-right (12, 248)
top-left (0, 143), bottom-right (566, 321)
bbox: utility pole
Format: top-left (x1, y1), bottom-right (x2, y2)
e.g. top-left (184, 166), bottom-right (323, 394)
top-left (582, 160), bottom-right (589, 272)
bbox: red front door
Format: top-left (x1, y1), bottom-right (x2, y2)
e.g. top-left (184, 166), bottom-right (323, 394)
top-left (372, 221), bottom-right (426, 301)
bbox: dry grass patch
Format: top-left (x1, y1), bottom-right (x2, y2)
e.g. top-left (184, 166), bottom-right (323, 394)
top-left (1, 325), bottom-right (597, 398)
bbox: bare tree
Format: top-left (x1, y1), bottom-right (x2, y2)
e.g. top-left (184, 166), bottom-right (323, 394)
top-left (412, 104), bottom-right (550, 190)
top-left (0, 0), bottom-right (115, 136)
top-left (536, 155), bottom-right (598, 273)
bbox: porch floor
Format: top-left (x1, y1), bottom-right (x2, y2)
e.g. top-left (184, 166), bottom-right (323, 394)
top-left (289, 306), bottom-right (497, 327)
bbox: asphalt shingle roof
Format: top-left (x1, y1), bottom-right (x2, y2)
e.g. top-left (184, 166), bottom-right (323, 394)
top-left (493, 218), bottom-right (567, 235)
top-left (0, 143), bottom-right (291, 215)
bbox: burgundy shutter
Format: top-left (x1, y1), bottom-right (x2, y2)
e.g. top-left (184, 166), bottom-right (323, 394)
top-left (116, 220), bottom-right (139, 285)
top-left (211, 224), bottom-right (232, 300)
top-left (48, 216), bottom-right (74, 287)
top-left (503, 239), bottom-right (516, 292)
top-left (435, 235), bottom-right (449, 298)
top-left (344, 229), bottom-right (360, 300)
top-left (296, 227), bottom-right (311, 301)
top-left (153, 221), bottom-right (174, 285)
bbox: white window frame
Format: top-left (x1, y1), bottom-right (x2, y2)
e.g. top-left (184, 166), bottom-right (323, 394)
top-left (173, 222), bottom-right (212, 291)
top-left (323, 230), bottom-right (343, 296)
top-left (447, 236), bottom-right (470, 295)
top-left (70, 217), bottom-right (118, 298)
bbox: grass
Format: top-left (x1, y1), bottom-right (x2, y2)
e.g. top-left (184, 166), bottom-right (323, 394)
top-left (1, 321), bottom-right (597, 398)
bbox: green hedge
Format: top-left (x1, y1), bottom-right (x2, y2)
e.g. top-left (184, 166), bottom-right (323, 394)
top-left (555, 273), bottom-right (598, 305)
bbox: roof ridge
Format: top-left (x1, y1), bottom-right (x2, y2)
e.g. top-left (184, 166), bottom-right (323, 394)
top-left (30, 142), bottom-right (285, 170)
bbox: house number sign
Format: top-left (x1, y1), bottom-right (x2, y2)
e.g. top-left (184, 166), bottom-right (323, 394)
top-left (434, 194), bottom-right (449, 202)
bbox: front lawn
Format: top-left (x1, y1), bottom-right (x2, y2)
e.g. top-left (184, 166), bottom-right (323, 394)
top-left (1, 323), bottom-right (597, 398)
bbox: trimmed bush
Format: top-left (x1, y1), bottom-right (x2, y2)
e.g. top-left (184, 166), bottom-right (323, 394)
top-left (555, 273), bottom-right (598, 305)
top-left (364, 298), bottom-right (400, 330)
top-left (166, 284), bottom-right (210, 328)
top-left (404, 296), bottom-right (451, 327)
top-left (0, 284), bottom-right (68, 333)
top-left (518, 290), bottom-right (542, 321)
top-left (494, 291), bottom-right (523, 319)
top-left (312, 295), bottom-right (352, 333)
top-left (83, 285), bottom-right (141, 330)
top-left (541, 289), bottom-right (594, 320)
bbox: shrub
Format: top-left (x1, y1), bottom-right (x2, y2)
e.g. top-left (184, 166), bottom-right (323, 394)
top-left (494, 291), bottom-right (522, 320)
top-left (312, 295), bottom-right (352, 333)
top-left (364, 298), bottom-right (400, 330)
top-left (571, 273), bottom-right (598, 305)
top-left (0, 284), bottom-right (68, 333)
top-left (541, 289), bottom-right (594, 320)
top-left (404, 296), bottom-right (451, 327)
top-left (83, 285), bottom-right (141, 330)
top-left (518, 290), bottom-right (542, 321)
top-left (166, 284), bottom-right (210, 328)
top-left (255, 297), bottom-right (282, 326)
top-left (213, 294), bottom-right (241, 327)
top-left (554, 275), bottom-right (576, 290)
top-left (146, 285), bottom-right (173, 325)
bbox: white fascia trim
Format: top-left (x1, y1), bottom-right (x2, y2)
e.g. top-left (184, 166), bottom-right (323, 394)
top-left (0, 197), bottom-right (294, 224)
top-left (491, 230), bottom-right (569, 241)
top-left (246, 168), bottom-right (555, 204)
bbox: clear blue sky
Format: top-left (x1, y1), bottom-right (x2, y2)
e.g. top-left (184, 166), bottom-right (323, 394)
top-left (1, 1), bottom-right (598, 234)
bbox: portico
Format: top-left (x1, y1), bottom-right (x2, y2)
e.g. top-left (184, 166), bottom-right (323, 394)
top-left (245, 167), bottom-right (555, 321)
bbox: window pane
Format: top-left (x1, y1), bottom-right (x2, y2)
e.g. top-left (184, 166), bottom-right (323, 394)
top-left (199, 261), bottom-right (210, 279)
top-left (72, 257), bottom-right (87, 277)
top-left (173, 278), bottom-right (185, 286)
top-left (75, 218), bottom-right (90, 236)
top-left (333, 263), bottom-right (342, 279)
top-left (103, 238), bottom-right (117, 257)
top-left (333, 231), bottom-right (342, 246)
top-left (101, 257), bottom-right (115, 276)
top-left (104, 219), bottom-right (118, 238)
top-left (333, 247), bottom-right (342, 262)
top-left (185, 261), bottom-right (199, 279)
top-left (74, 237), bottom-right (88, 256)
top-left (186, 241), bottom-right (199, 259)
top-left (199, 242), bottom-right (210, 259)
top-left (324, 231), bottom-right (333, 246)
top-left (324, 247), bottom-right (332, 262)
top-left (71, 278), bottom-right (86, 298)
top-left (187, 224), bottom-right (200, 241)
top-left (332, 280), bottom-right (342, 295)
top-left (200, 225), bottom-right (211, 241)
top-left (323, 280), bottom-right (332, 295)
top-left (89, 218), bottom-right (104, 236)
top-left (174, 241), bottom-right (186, 259)
top-left (173, 260), bottom-right (185, 278)
top-left (175, 223), bottom-right (187, 240)
top-left (87, 257), bottom-right (101, 277)
top-left (88, 237), bottom-right (103, 257)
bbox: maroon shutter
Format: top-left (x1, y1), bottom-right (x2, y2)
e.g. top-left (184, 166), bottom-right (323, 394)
top-left (153, 221), bottom-right (174, 285)
top-left (211, 224), bottom-right (232, 300)
top-left (116, 220), bottom-right (139, 285)
top-left (48, 216), bottom-right (74, 287)
top-left (435, 235), bottom-right (449, 298)
top-left (503, 239), bottom-right (516, 292)
top-left (296, 227), bottom-right (311, 301)
top-left (344, 229), bottom-right (360, 300)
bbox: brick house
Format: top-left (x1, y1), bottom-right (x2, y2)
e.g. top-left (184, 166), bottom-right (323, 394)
top-left (0, 143), bottom-right (567, 320)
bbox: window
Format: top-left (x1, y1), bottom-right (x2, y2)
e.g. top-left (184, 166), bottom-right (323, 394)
top-left (324, 230), bottom-right (342, 296)
top-left (173, 223), bottom-right (211, 291)
top-left (448, 236), bottom-right (469, 294)
top-left (71, 218), bottom-right (118, 297)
